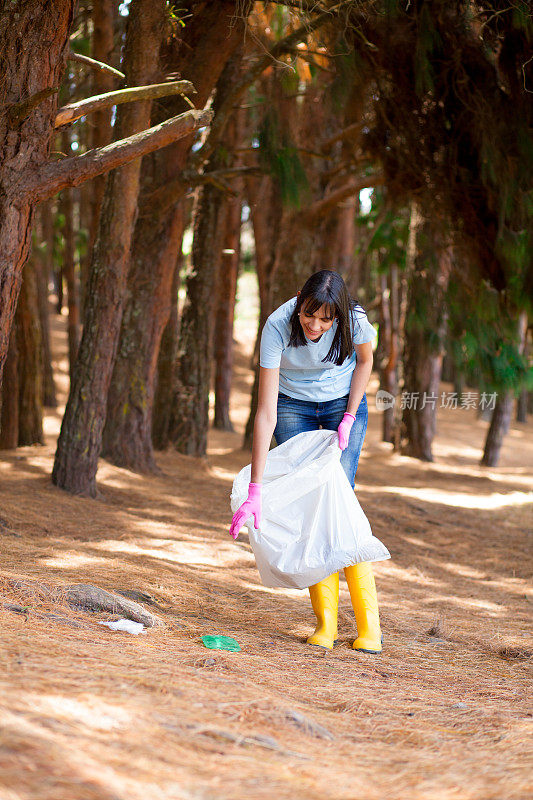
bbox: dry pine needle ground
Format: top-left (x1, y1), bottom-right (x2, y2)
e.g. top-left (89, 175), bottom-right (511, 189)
top-left (0, 289), bottom-right (532, 800)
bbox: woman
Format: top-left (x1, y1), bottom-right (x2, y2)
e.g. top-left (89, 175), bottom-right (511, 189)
top-left (230, 269), bottom-right (383, 653)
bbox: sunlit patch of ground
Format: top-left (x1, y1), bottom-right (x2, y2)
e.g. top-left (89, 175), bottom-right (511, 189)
top-left (0, 272), bottom-right (531, 800)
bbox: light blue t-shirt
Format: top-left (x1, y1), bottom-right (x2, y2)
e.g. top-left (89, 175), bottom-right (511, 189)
top-left (259, 297), bottom-right (378, 401)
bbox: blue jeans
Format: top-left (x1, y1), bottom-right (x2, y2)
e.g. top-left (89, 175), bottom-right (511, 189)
top-left (274, 392), bottom-right (369, 489)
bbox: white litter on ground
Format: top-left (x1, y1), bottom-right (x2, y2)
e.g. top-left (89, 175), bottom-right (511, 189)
top-left (97, 618), bottom-right (145, 635)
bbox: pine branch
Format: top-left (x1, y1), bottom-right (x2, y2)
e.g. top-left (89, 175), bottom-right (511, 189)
top-left (67, 50), bottom-right (125, 79)
top-left (18, 109), bottom-right (212, 205)
top-left (142, 166), bottom-right (264, 214)
top-left (54, 80), bottom-right (196, 127)
top-left (321, 122), bottom-right (363, 151)
top-left (189, 2), bottom-right (351, 171)
top-left (7, 87), bottom-right (59, 125)
top-left (305, 173), bottom-right (383, 219)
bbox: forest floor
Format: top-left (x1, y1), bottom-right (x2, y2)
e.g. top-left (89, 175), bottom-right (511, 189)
top-left (0, 274), bottom-right (532, 800)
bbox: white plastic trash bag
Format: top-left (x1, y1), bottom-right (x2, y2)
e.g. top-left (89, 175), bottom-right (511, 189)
top-left (230, 429), bottom-right (390, 589)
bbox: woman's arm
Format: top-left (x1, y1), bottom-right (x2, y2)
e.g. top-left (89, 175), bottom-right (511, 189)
top-left (250, 366), bottom-right (279, 483)
top-left (346, 342), bottom-right (373, 416)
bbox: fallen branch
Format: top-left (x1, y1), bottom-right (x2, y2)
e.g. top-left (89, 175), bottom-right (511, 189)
top-left (7, 578), bottom-right (163, 627)
top-left (64, 584), bottom-right (163, 627)
top-left (67, 50), bottom-right (125, 79)
top-left (54, 80), bottom-right (196, 127)
top-left (18, 108), bottom-right (212, 204)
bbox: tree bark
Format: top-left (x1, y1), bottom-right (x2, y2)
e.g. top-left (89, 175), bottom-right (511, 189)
top-left (19, 107), bottom-right (209, 205)
top-left (59, 131), bottom-right (80, 377)
top-left (0, 334), bottom-right (19, 450)
top-left (171, 175), bottom-right (228, 455)
top-left (401, 212), bottom-right (452, 461)
top-left (515, 310), bottom-right (528, 424)
top-left (102, 2), bottom-right (244, 470)
top-left (52, 0), bottom-right (167, 496)
top-left (0, 0), bottom-right (75, 387)
top-left (16, 261), bottom-right (44, 446)
top-left (213, 107), bottom-right (244, 432)
top-left (88, 0), bottom-right (116, 307)
top-left (101, 205), bottom-right (186, 472)
top-left (36, 202), bottom-right (57, 407)
top-left (213, 193), bottom-right (242, 431)
top-left (380, 265), bottom-right (400, 443)
top-left (152, 250), bottom-right (182, 451)
top-left (481, 391), bottom-right (514, 466)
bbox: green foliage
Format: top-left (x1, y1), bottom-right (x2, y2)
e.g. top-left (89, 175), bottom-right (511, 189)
top-left (257, 108), bottom-right (309, 209)
top-left (445, 279), bottom-right (530, 394)
top-left (357, 189), bottom-right (410, 273)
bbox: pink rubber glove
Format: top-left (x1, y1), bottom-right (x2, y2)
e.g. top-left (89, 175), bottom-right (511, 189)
top-left (229, 482), bottom-right (261, 539)
top-left (337, 412), bottom-right (355, 450)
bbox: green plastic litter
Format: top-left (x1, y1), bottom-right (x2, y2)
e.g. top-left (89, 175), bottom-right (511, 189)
top-left (201, 635), bottom-right (241, 652)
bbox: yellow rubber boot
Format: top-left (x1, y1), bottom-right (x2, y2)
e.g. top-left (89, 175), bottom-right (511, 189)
top-left (306, 572), bottom-right (339, 650)
top-left (344, 562), bottom-right (382, 653)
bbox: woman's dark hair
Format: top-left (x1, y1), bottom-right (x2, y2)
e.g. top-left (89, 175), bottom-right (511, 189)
top-left (288, 269), bottom-right (363, 365)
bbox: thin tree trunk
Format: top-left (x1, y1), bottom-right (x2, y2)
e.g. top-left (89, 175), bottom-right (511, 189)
top-left (380, 266), bottom-right (399, 443)
top-left (401, 211), bottom-right (452, 461)
top-left (59, 132), bottom-right (80, 377)
top-left (242, 174), bottom-right (282, 449)
top-left (16, 261), bottom-right (44, 446)
top-left (213, 194), bottom-right (241, 431)
top-left (213, 107), bottom-right (244, 432)
top-left (171, 178), bottom-right (228, 455)
top-left (0, 334), bottom-right (19, 450)
top-left (52, 0), bottom-right (167, 496)
top-left (36, 202), bottom-right (57, 407)
top-left (481, 391), bottom-right (514, 466)
top-left (152, 250), bottom-right (182, 451)
top-left (516, 310), bottom-right (528, 423)
top-left (0, 0), bottom-right (75, 386)
top-left (89, 0), bottom-right (117, 260)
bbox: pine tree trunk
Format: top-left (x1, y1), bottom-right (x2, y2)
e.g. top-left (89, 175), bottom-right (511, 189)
top-left (0, 0), bottom-right (75, 385)
top-left (101, 205), bottom-right (185, 472)
top-left (171, 180), bottom-right (228, 455)
top-left (516, 310), bottom-right (528, 423)
top-left (213, 196), bottom-right (241, 431)
top-left (401, 212), bottom-right (452, 461)
top-left (152, 252), bottom-right (182, 450)
top-left (52, 0), bottom-right (167, 496)
top-left (242, 175), bottom-right (282, 449)
top-left (213, 108), bottom-right (244, 432)
top-left (88, 0), bottom-right (115, 272)
top-left (59, 143), bottom-right (80, 377)
top-left (102, 3), bottom-right (244, 469)
top-left (516, 389), bottom-right (528, 423)
top-left (481, 391), bottom-right (514, 466)
top-left (36, 202), bottom-right (57, 407)
top-left (16, 261), bottom-right (44, 446)
top-left (171, 45), bottom-right (247, 456)
top-left (380, 267), bottom-right (399, 443)
top-left (0, 334), bottom-right (19, 450)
